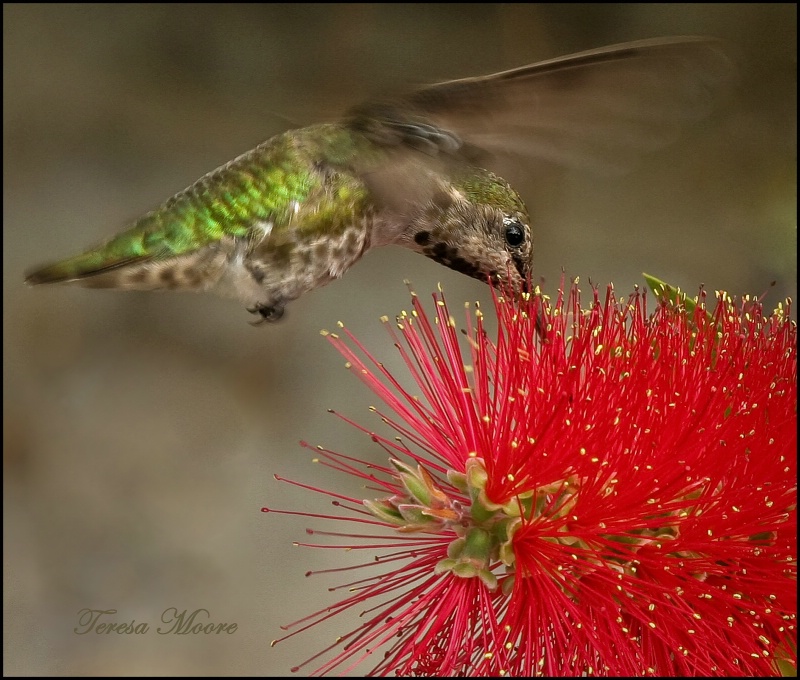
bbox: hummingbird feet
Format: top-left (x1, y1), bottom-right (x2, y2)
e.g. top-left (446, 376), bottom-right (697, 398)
top-left (247, 302), bottom-right (285, 326)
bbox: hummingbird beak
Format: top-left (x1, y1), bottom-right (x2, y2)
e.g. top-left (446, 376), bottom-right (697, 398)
top-left (489, 260), bottom-right (529, 296)
top-left (509, 253), bottom-right (530, 295)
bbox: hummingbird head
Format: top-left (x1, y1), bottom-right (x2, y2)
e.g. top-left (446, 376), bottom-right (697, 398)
top-left (405, 171), bottom-right (533, 295)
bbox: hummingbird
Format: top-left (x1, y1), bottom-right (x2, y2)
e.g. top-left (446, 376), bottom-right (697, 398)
top-left (24, 37), bottom-right (733, 324)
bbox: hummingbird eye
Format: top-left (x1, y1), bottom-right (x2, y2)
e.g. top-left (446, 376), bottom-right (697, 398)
top-left (503, 219), bottom-right (525, 248)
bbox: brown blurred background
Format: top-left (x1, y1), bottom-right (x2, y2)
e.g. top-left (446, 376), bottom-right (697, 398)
top-left (3, 4), bottom-right (796, 676)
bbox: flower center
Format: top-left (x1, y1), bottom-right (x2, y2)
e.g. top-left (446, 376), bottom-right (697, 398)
top-left (364, 457), bottom-right (524, 591)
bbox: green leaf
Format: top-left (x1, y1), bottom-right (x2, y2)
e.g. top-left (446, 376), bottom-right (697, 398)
top-left (643, 273), bottom-right (714, 325)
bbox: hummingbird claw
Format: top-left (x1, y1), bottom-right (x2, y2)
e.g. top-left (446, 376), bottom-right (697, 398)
top-left (247, 302), bottom-right (286, 325)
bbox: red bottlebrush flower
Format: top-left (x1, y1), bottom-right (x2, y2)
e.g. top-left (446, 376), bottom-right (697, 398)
top-left (266, 281), bottom-right (797, 676)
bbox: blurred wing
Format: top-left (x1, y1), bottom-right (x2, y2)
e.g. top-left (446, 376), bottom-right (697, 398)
top-left (349, 36), bottom-right (736, 176)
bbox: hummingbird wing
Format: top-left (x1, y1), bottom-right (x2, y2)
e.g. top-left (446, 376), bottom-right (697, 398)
top-left (347, 36), bottom-right (736, 175)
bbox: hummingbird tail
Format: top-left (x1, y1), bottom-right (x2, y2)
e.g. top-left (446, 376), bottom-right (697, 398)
top-left (24, 210), bottom-right (177, 287)
top-left (25, 243), bottom-right (228, 292)
top-left (24, 250), bottom-right (145, 286)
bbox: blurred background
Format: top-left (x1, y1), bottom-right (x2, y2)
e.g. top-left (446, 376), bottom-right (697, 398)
top-left (3, 4), bottom-right (796, 676)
